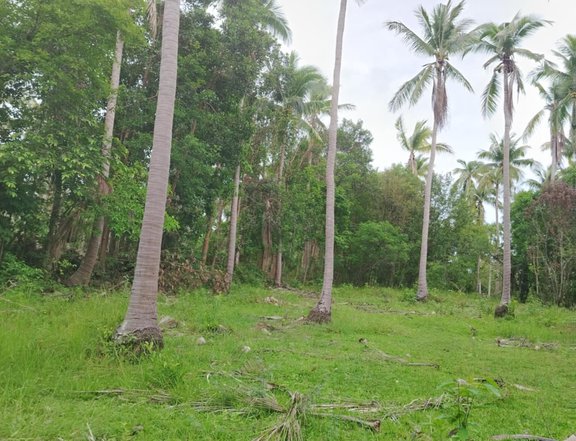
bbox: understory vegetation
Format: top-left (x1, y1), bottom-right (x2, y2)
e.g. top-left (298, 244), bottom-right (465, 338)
top-left (1, 285), bottom-right (574, 440)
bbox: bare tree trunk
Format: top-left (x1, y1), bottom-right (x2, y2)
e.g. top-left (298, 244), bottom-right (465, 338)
top-left (416, 118), bottom-right (438, 301)
top-left (497, 69), bottom-right (513, 315)
top-left (201, 202), bottom-right (216, 266)
top-left (274, 143), bottom-right (286, 287)
top-left (225, 165), bottom-right (241, 288)
top-left (408, 150), bottom-right (417, 175)
top-left (116, 0), bottom-right (180, 346)
top-left (489, 185), bottom-right (499, 298)
top-left (98, 223), bottom-right (110, 270)
top-left (67, 32), bottom-right (124, 286)
top-left (477, 255), bottom-right (482, 294)
top-left (308, 0), bottom-right (347, 323)
top-left (261, 198), bottom-right (274, 275)
top-left (550, 125), bottom-right (558, 181)
top-left (210, 200), bottom-right (225, 268)
top-left (44, 170), bottom-right (63, 271)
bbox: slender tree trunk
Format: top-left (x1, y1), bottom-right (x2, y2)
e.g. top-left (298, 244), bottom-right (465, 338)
top-left (489, 183), bottom-right (500, 297)
top-left (116, 0), bottom-right (180, 346)
top-left (570, 103), bottom-right (576, 156)
top-left (67, 32), bottom-right (124, 286)
top-left (550, 125), bottom-right (558, 181)
top-left (498, 69), bottom-right (513, 313)
top-left (408, 151), bottom-right (417, 175)
top-left (209, 200), bottom-right (225, 268)
top-left (225, 164), bottom-right (241, 288)
top-left (98, 223), bottom-right (110, 270)
top-left (476, 255), bottom-right (482, 294)
top-left (44, 170), bottom-right (63, 271)
top-left (308, 0), bottom-right (347, 323)
top-left (274, 144), bottom-right (286, 287)
top-left (201, 201), bottom-right (217, 266)
top-left (416, 118), bottom-right (438, 301)
top-left (261, 198), bottom-right (273, 275)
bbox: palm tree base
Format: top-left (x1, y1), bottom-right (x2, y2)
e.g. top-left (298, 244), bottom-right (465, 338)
top-left (114, 326), bottom-right (164, 353)
top-left (416, 290), bottom-right (428, 302)
top-left (494, 303), bottom-right (509, 318)
top-left (306, 307), bottom-right (331, 324)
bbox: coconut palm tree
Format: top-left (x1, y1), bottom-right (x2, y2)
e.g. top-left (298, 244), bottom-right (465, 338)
top-left (386, 0), bottom-right (474, 301)
top-left (533, 35), bottom-right (576, 152)
top-left (478, 134), bottom-right (535, 194)
top-left (478, 131), bottom-right (537, 307)
top-left (115, 0), bottom-right (180, 346)
top-left (395, 116), bottom-right (453, 176)
top-left (522, 81), bottom-right (568, 179)
top-left (471, 13), bottom-right (549, 314)
top-left (307, 0), bottom-right (366, 323)
top-left (262, 53), bottom-right (325, 287)
top-left (453, 159), bottom-right (483, 196)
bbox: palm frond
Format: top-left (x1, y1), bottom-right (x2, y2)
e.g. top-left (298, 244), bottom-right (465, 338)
top-left (521, 109), bottom-right (544, 141)
top-left (261, 0), bottom-right (292, 44)
top-left (435, 142), bottom-right (454, 154)
top-left (384, 21), bottom-right (434, 56)
top-left (395, 116), bottom-right (410, 150)
top-left (445, 62), bottom-right (474, 93)
top-left (389, 65), bottom-right (434, 112)
top-left (147, 0), bottom-right (158, 39)
top-left (514, 47), bottom-right (544, 63)
top-left (481, 69), bottom-right (501, 117)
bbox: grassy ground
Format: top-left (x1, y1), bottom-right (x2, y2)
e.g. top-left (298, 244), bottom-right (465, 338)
top-left (0, 284), bottom-right (575, 440)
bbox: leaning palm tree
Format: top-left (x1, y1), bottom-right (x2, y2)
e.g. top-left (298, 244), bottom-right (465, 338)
top-left (115, 0), bottom-right (180, 346)
top-left (386, 0), bottom-right (474, 301)
top-left (67, 2), bottom-right (156, 286)
top-left (307, 0), bottom-right (366, 324)
top-left (470, 13), bottom-right (549, 313)
top-left (395, 116), bottom-right (453, 176)
top-left (264, 53), bottom-right (325, 287)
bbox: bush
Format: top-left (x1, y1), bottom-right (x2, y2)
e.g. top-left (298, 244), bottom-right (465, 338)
top-left (0, 253), bottom-right (45, 288)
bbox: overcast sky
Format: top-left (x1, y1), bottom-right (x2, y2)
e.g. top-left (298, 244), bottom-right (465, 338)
top-left (277, 0), bottom-right (573, 177)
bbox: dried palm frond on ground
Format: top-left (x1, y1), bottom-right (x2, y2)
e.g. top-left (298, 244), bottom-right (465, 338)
top-left (492, 435), bottom-right (576, 441)
top-left (253, 392), bottom-right (306, 441)
top-left (360, 340), bottom-right (440, 368)
top-left (496, 337), bottom-right (559, 350)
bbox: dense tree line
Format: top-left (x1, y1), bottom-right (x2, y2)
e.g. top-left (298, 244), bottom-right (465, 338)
top-left (2, 0), bottom-right (576, 331)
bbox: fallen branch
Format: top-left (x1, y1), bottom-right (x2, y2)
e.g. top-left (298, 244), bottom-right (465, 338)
top-left (383, 395), bottom-right (446, 421)
top-left (491, 435), bottom-right (558, 441)
top-left (311, 412), bottom-right (380, 432)
top-left (496, 337), bottom-right (559, 351)
top-left (311, 401), bottom-right (381, 413)
top-left (363, 342), bottom-right (439, 368)
top-left (73, 388), bottom-right (173, 404)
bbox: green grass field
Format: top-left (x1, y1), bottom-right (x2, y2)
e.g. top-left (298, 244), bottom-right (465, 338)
top-left (1, 285), bottom-right (575, 440)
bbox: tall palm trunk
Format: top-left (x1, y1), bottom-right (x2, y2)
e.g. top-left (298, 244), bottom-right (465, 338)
top-left (116, 0), bottom-right (180, 345)
top-left (308, 0), bottom-right (347, 323)
top-left (550, 123), bottom-right (559, 181)
top-left (416, 117), bottom-right (438, 301)
top-left (225, 164), bottom-right (241, 288)
top-left (67, 32), bottom-right (124, 286)
top-left (499, 68), bottom-right (513, 311)
top-left (488, 182), bottom-right (500, 297)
